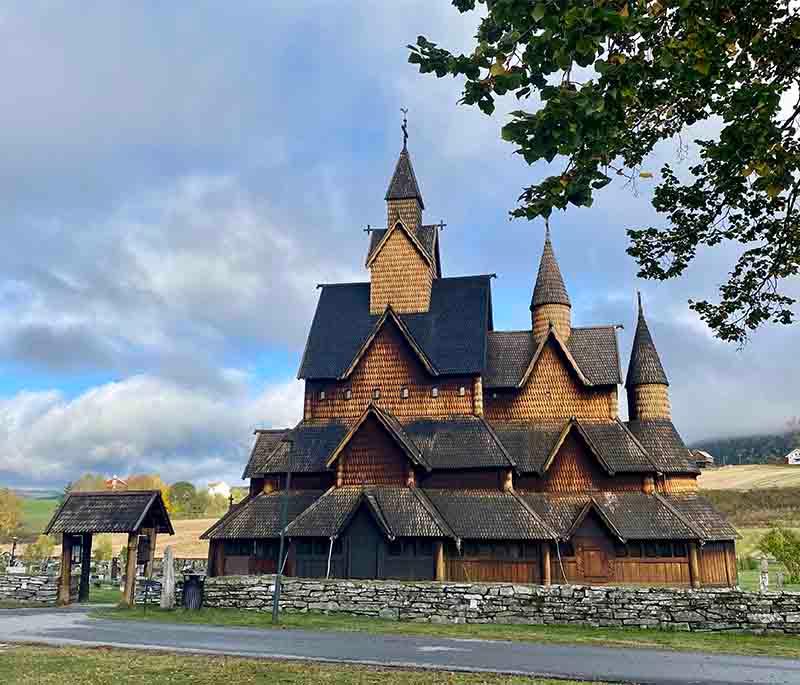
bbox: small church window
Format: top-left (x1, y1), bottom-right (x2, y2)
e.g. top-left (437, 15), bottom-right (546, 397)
top-left (458, 386), bottom-right (466, 397)
top-left (401, 387), bottom-right (409, 399)
top-left (431, 387), bottom-right (439, 398)
top-left (373, 388), bottom-right (381, 400)
top-left (319, 390), bottom-right (326, 401)
top-left (344, 389), bottom-right (352, 401)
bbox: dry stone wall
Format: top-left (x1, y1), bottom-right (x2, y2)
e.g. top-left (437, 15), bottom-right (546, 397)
top-left (143, 575), bottom-right (800, 635)
top-left (0, 573), bottom-right (77, 604)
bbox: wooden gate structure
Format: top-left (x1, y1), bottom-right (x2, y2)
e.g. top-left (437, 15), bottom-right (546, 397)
top-left (44, 490), bottom-right (174, 606)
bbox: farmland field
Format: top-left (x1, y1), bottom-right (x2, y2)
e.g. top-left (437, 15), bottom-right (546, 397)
top-left (698, 464), bottom-right (800, 490)
top-left (20, 497), bottom-right (60, 534)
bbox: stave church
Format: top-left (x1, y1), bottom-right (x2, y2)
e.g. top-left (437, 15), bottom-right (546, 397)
top-left (203, 133), bottom-right (738, 588)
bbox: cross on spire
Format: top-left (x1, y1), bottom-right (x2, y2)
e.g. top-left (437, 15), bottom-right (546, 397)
top-left (401, 107), bottom-right (409, 150)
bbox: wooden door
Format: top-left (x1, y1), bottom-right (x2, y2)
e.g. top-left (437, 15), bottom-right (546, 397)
top-left (347, 508), bottom-right (380, 579)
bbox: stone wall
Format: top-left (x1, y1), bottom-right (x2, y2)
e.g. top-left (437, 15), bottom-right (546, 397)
top-left (141, 575), bottom-right (800, 635)
top-left (0, 573), bottom-right (78, 604)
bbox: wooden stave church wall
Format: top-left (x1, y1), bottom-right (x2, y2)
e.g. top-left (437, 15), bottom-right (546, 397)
top-left (369, 224), bottom-right (433, 315)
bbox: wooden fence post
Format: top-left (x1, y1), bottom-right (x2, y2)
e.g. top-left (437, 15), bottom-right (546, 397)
top-left (123, 532), bottom-right (138, 607)
top-left (58, 534), bottom-right (73, 606)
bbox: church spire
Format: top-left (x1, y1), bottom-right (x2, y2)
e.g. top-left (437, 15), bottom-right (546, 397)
top-left (626, 292), bottom-right (671, 421)
top-left (385, 109), bottom-right (424, 222)
top-left (531, 225), bottom-right (571, 340)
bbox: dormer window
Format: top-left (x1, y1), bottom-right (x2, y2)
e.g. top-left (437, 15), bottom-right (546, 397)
top-left (344, 389), bottom-right (352, 401)
top-left (401, 387), bottom-right (409, 399)
top-left (373, 388), bottom-right (381, 400)
top-left (431, 387), bottom-right (439, 398)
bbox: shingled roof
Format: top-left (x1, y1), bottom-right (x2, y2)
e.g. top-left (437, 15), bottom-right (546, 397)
top-left (663, 493), bottom-right (739, 541)
top-left (45, 491), bottom-right (174, 535)
top-left (243, 422), bottom-right (349, 477)
top-left (366, 225), bottom-right (438, 266)
top-left (385, 147), bottom-right (424, 208)
top-left (531, 228), bottom-right (570, 309)
top-left (298, 276), bottom-right (493, 380)
top-left (626, 293), bottom-right (669, 387)
top-left (201, 490), bottom-right (323, 540)
top-left (625, 419), bottom-right (698, 474)
top-left (484, 327), bottom-right (621, 389)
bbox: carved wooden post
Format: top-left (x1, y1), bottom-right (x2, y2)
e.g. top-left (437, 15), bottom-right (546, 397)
top-left (689, 543), bottom-right (701, 589)
top-left (435, 541), bottom-right (445, 581)
top-left (78, 533), bottom-right (93, 602)
top-left (58, 534), bottom-right (73, 606)
top-left (123, 532), bottom-right (138, 607)
top-left (542, 542), bottom-right (552, 586)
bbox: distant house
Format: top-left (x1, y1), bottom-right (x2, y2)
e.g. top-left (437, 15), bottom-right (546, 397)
top-left (104, 475), bottom-right (127, 491)
top-left (785, 449), bottom-right (800, 465)
top-left (208, 481), bottom-right (231, 499)
top-left (691, 450), bottom-right (715, 469)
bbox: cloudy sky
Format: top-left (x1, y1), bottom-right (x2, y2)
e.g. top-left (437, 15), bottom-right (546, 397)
top-left (0, 2), bottom-right (797, 489)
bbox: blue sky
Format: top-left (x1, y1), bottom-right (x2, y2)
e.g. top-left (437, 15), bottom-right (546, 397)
top-left (0, 2), bottom-right (797, 488)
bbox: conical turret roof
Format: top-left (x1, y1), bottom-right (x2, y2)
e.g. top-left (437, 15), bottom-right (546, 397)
top-left (531, 227), bottom-right (571, 310)
top-left (385, 147), bottom-right (424, 209)
top-left (626, 293), bottom-right (669, 388)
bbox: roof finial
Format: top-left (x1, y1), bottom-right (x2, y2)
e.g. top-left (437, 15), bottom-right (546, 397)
top-left (401, 107), bottom-right (409, 150)
top-left (637, 290), bottom-right (643, 315)
top-left (544, 217), bottom-right (551, 242)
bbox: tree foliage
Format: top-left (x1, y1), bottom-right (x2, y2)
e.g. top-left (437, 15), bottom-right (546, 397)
top-left (409, 0), bottom-right (800, 342)
top-left (22, 534), bottom-right (55, 571)
top-left (759, 527), bottom-right (800, 582)
top-left (93, 534), bottom-right (114, 562)
top-left (0, 488), bottom-right (22, 540)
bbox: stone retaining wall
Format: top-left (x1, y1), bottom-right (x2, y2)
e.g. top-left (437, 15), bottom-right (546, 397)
top-left (0, 573), bottom-right (78, 604)
top-left (145, 576), bottom-right (800, 634)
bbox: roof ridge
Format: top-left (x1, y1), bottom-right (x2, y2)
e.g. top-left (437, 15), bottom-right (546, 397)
top-left (654, 492), bottom-right (704, 541)
top-left (410, 488), bottom-right (458, 540)
top-left (509, 489), bottom-right (557, 540)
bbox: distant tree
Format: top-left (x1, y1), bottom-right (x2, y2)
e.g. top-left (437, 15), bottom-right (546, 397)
top-left (127, 474), bottom-right (174, 513)
top-left (206, 494), bottom-right (229, 518)
top-left (759, 527), bottom-right (800, 582)
top-left (23, 534), bottom-right (55, 571)
top-left (190, 490), bottom-right (211, 517)
top-left (409, 0), bottom-right (800, 343)
top-left (169, 482), bottom-right (197, 514)
top-left (93, 535), bottom-right (113, 562)
top-left (0, 488), bottom-right (22, 540)
top-left (70, 473), bottom-right (106, 492)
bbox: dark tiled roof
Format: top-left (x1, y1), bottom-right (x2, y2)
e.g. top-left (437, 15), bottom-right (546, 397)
top-left (531, 231), bottom-right (570, 308)
top-left (286, 486), bottom-right (452, 539)
top-left (244, 422), bottom-right (349, 477)
top-left (367, 225), bottom-right (437, 265)
top-left (385, 148), bottom-right (424, 208)
top-left (202, 491), bottom-right (323, 540)
top-left (298, 276), bottom-right (492, 380)
top-left (580, 420), bottom-right (656, 473)
top-left (404, 416), bottom-right (514, 470)
top-left (664, 494), bottom-right (739, 541)
top-left (483, 327), bottom-right (620, 389)
top-left (626, 296), bottom-right (669, 387)
top-left (519, 493), bottom-right (588, 537)
top-left (45, 491), bottom-right (173, 535)
top-left (625, 419), bottom-right (698, 474)
top-left (490, 422), bottom-right (563, 473)
top-left (423, 489), bottom-right (554, 540)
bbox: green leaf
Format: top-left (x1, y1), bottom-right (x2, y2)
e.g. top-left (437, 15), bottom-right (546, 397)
top-left (532, 3), bottom-right (546, 22)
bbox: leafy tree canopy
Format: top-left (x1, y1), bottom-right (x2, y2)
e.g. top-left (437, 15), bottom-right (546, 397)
top-left (409, 0), bottom-right (800, 342)
top-left (0, 488), bottom-right (22, 540)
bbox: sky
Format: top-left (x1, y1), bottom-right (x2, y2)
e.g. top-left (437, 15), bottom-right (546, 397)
top-left (0, 2), bottom-right (797, 489)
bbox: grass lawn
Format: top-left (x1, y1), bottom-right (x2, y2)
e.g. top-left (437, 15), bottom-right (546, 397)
top-left (0, 645), bottom-right (592, 685)
top-left (20, 497), bottom-right (59, 535)
top-left (738, 569), bottom-right (800, 593)
top-left (87, 586), bottom-right (123, 605)
top-left (93, 606), bottom-right (800, 660)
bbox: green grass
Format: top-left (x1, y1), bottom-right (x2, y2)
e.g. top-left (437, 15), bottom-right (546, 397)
top-left (19, 498), bottom-right (60, 536)
top-left (0, 645), bottom-right (590, 685)
top-left (87, 586), bottom-right (123, 605)
top-left (737, 569), bottom-right (800, 593)
top-left (93, 606), bottom-right (800, 660)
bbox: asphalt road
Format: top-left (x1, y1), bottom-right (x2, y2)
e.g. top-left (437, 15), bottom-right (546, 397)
top-left (0, 606), bottom-right (798, 684)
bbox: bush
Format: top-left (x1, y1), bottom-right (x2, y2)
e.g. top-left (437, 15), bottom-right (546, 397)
top-left (758, 528), bottom-right (800, 583)
top-left (93, 535), bottom-right (113, 562)
top-left (737, 556), bottom-right (760, 571)
top-left (22, 534), bottom-right (55, 572)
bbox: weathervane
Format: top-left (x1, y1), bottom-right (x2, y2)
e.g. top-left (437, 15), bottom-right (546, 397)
top-left (401, 107), bottom-right (409, 150)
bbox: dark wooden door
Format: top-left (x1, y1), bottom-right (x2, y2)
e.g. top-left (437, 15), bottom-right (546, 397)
top-left (347, 508), bottom-right (380, 579)
top-left (581, 544), bottom-right (609, 582)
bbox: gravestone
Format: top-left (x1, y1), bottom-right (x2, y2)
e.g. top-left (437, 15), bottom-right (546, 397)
top-left (759, 557), bottom-right (770, 593)
top-left (160, 545), bottom-right (176, 610)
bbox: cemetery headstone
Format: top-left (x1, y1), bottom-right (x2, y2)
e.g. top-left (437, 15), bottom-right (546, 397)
top-left (160, 545), bottom-right (176, 610)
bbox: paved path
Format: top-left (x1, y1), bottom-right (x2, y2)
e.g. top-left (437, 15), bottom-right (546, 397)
top-left (0, 606), bottom-right (798, 684)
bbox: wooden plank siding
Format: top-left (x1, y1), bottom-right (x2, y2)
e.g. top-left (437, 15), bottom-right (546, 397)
top-left (447, 559), bottom-right (540, 584)
top-left (484, 341), bottom-right (617, 422)
top-left (338, 414), bottom-right (409, 486)
top-left (305, 321), bottom-right (475, 423)
top-left (700, 542), bottom-right (738, 587)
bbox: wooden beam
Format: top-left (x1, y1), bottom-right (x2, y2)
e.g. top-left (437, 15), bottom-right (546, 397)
top-left (435, 541), bottom-right (445, 581)
top-left (542, 542), bottom-right (552, 586)
top-left (58, 534), bottom-right (73, 606)
top-left (689, 543), bottom-right (701, 589)
top-left (206, 540), bottom-right (217, 577)
top-left (123, 532), bottom-right (138, 607)
top-left (214, 539), bottom-right (225, 577)
top-left (78, 533), bottom-right (93, 602)
top-left (146, 528), bottom-right (157, 578)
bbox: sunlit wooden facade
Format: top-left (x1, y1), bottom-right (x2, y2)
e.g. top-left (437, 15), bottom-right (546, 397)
top-left (203, 139), bottom-right (737, 588)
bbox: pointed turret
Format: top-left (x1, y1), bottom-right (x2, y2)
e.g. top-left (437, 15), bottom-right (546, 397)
top-left (626, 293), bottom-right (671, 421)
top-left (531, 227), bottom-right (571, 340)
top-left (385, 146), bottom-right (424, 230)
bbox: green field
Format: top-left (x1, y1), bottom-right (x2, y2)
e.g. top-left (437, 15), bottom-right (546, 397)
top-left (19, 497), bottom-right (60, 537)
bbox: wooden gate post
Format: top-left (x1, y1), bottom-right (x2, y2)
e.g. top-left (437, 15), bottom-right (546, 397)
top-left (78, 533), bottom-right (93, 602)
top-left (145, 528), bottom-right (157, 578)
top-left (206, 540), bottom-right (217, 577)
top-left (689, 543), bottom-right (701, 589)
top-left (542, 542), bottom-right (552, 586)
top-left (58, 534), bottom-right (73, 606)
top-left (434, 541), bottom-right (445, 581)
top-left (123, 532), bottom-right (138, 607)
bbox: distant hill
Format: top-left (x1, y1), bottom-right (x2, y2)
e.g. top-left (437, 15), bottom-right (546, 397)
top-left (691, 431), bottom-right (798, 466)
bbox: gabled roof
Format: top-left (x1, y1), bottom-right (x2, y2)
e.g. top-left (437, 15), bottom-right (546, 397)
top-left (201, 490), bottom-right (323, 540)
top-left (366, 224), bottom-right (441, 276)
top-left (243, 422), bottom-right (349, 477)
top-left (663, 494), bottom-right (739, 541)
top-left (531, 228), bottom-right (570, 309)
top-left (625, 419), bottom-right (699, 474)
top-left (365, 219), bottom-right (433, 269)
top-left (326, 404), bottom-right (430, 471)
top-left (566, 498), bottom-right (626, 541)
top-left (298, 276), bottom-right (493, 380)
top-left (484, 326), bottom-right (621, 389)
top-left (285, 486), bottom-right (453, 540)
top-left (423, 489), bottom-right (556, 540)
top-left (385, 147), bottom-right (424, 209)
top-left (626, 293), bottom-right (669, 387)
top-left (45, 491), bottom-right (174, 535)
